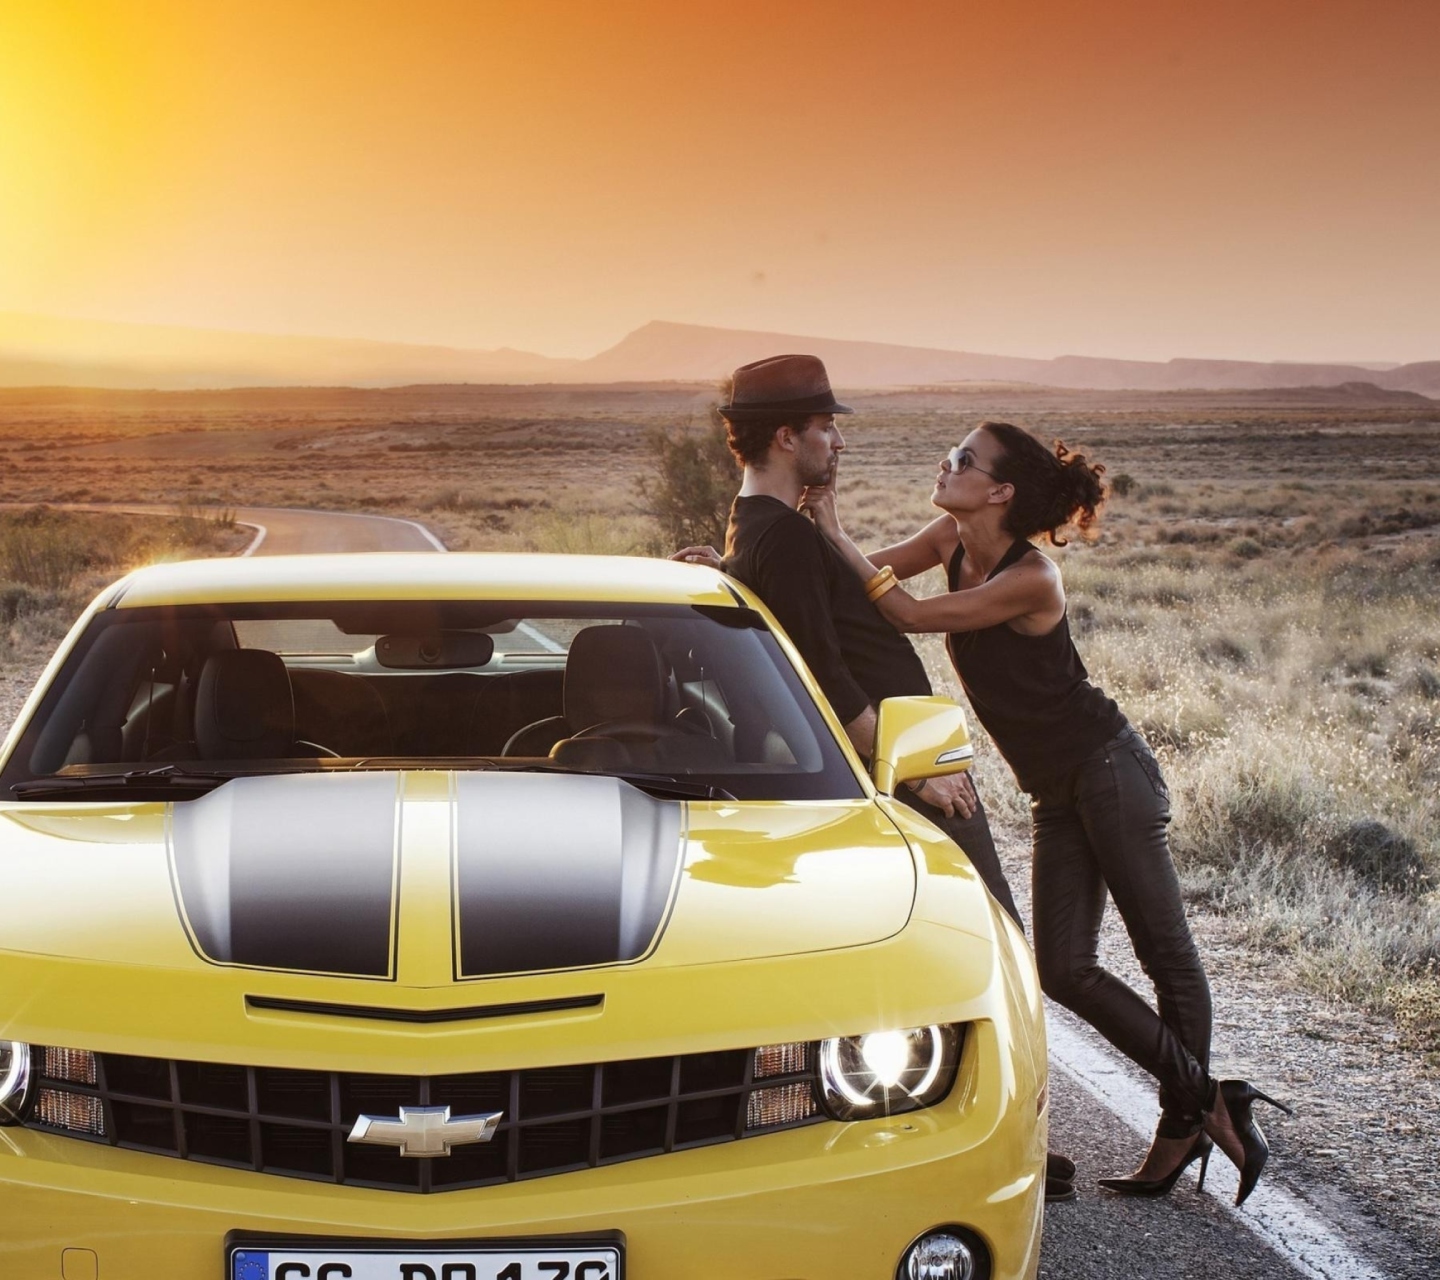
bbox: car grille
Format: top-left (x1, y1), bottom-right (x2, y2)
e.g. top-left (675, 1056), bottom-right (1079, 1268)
top-left (24, 1043), bottom-right (823, 1192)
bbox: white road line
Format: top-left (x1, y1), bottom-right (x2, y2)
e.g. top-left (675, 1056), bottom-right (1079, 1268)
top-left (516, 623), bottom-right (566, 654)
top-left (1046, 1009), bottom-right (1389, 1280)
top-left (398, 516), bottom-right (448, 552)
top-left (237, 521), bottom-right (267, 556)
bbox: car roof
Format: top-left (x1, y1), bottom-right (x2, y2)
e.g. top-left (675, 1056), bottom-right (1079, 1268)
top-left (107, 553), bottom-right (742, 609)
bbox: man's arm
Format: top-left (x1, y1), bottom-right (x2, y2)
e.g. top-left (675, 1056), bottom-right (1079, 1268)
top-left (841, 704), bottom-right (877, 759)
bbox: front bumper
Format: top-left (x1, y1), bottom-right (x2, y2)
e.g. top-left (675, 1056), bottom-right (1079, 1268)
top-left (0, 1024), bottom-right (1043, 1280)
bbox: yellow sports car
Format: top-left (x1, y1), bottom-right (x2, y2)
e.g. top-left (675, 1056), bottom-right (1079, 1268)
top-left (0, 554), bottom-right (1045, 1280)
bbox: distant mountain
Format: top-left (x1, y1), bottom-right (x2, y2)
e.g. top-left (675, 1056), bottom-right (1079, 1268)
top-left (0, 312), bottom-right (1435, 396)
top-left (586, 322), bottom-right (1440, 397)
top-left (0, 312), bottom-right (578, 389)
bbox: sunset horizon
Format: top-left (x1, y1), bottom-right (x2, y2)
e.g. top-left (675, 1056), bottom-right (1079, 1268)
top-left (2, 306), bottom-right (1432, 370)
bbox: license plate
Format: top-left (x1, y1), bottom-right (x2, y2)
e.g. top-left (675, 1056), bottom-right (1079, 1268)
top-left (229, 1241), bottom-right (622, 1280)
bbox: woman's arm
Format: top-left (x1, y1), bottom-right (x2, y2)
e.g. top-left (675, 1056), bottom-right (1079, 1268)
top-left (805, 482), bottom-right (1062, 634)
top-left (801, 478), bottom-right (956, 581)
top-left (868, 554), bottom-right (1060, 634)
top-left (869, 515), bottom-right (959, 580)
top-left (799, 482), bottom-right (887, 578)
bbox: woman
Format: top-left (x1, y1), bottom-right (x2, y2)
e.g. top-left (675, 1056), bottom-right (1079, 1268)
top-left (802, 421), bottom-right (1289, 1205)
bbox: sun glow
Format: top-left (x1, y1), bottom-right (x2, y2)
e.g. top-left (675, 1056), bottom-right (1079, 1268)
top-left (0, 1), bottom-right (1436, 362)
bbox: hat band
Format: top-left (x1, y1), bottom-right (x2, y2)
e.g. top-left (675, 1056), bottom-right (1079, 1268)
top-left (720, 390), bottom-right (845, 416)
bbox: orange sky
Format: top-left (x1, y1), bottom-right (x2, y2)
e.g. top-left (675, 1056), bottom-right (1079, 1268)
top-left (2, 0), bottom-right (1437, 362)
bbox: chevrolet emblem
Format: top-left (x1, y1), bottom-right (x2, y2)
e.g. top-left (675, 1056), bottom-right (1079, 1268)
top-left (347, 1105), bottom-right (503, 1158)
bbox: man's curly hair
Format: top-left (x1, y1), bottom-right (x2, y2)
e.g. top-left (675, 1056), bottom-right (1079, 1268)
top-left (716, 376), bottom-right (807, 466)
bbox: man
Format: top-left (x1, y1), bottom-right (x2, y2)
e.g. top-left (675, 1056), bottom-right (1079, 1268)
top-left (672, 354), bottom-right (1077, 1203)
top-left (672, 353), bottom-right (1020, 927)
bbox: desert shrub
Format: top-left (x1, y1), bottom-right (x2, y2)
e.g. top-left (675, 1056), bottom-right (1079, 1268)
top-left (639, 415), bottom-right (736, 552)
top-left (0, 583), bottom-right (51, 624)
top-left (1407, 666), bottom-right (1440, 700)
top-left (1110, 472), bottom-right (1136, 497)
top-left (1199, 634), bottom-right (1251, 668)
top-left (0, 506), bottom-right (243, 594)
top-left (1229, 536), bottom-right (1264, 560)
top-left (0, 507), bottom-right (97, 589)
top-left (1158, 525), bottom-right (1223, 546)
top-left (1342, 650), bottom-right (1390, 678)
top-left (1323, 819), bottom-right (1431, 895)
top-left (1387, 968), bottom-right (1440, 1055)
top-left (1340, 508), bottom-right (1437, 537)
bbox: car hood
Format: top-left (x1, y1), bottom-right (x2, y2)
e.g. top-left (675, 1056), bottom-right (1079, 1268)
top-left (0, 771), bottom-right (916, 983)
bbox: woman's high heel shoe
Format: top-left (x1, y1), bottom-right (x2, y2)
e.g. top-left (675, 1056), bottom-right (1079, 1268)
top-left (1207, 1079), bottom-right (1295, 1207)
top-left (1098, 1130), bottom-right (1212, 1197)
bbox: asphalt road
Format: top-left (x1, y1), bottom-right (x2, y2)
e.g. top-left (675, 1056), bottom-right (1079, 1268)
top-left (2, 502), bottom-right (444, 556)
top-left (233, 505), bottom-right (445, 555)
top-left (1043, 1067), bottom-right (1308, 1280)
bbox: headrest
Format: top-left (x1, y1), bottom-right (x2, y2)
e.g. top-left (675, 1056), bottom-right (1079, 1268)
top-left (563, 626), bottom-right (666, 732)
top-left (195, 650), bottom-right (295, 760)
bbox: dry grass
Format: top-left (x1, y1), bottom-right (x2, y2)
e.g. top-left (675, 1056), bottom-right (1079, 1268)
top-left (0, 505), bottom-right (248, 670)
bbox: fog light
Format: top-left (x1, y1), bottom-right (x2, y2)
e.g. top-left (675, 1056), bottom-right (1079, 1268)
top-left (902, 1231), bottom-right (976, 1280)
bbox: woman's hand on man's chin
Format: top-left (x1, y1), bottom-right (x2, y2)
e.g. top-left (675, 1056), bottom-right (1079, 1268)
top-left (799, 483), bottom-right (840, 537)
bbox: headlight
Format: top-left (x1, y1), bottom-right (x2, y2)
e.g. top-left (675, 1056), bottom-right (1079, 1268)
top-left (818, 1024), bottom-right (962, 1121)
top-left (0, 1041), bottom-right (33, 1124)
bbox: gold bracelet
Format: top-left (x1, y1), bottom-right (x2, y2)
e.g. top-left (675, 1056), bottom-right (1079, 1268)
top-left (864, 565), bottom-right (895, 598)
top-left (867, 574), bottom-right (900, 603)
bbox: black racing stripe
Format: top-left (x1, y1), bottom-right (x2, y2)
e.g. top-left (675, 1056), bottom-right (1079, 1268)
top-left (171, 773), bottom-right (399, 977)
top-left (454, 773), bottom-right (682, 978)
top-left (245, 993), bottom-right (603, 1023)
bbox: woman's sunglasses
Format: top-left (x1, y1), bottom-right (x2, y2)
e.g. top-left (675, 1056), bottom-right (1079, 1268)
top-left (946, 446), bottom-right (1001, 480)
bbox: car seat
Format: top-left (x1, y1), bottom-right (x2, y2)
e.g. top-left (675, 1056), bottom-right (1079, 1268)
top-left (195, 650), bottom-right (334, 760)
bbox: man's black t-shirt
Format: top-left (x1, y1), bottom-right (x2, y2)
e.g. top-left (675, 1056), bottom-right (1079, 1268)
top-left (723, 495), bottom-right (932, 725)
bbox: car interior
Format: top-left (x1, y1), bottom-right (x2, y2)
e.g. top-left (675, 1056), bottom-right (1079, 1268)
top-left (5, 602), bottom-right (858, 800)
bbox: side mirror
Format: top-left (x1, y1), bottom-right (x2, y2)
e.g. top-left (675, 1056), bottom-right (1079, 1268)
top-left (871, 696), bottom-right (974, 797)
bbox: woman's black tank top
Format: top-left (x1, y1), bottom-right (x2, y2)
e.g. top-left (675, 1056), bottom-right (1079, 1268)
top-left (946, 538), bottom-right (1125, 792)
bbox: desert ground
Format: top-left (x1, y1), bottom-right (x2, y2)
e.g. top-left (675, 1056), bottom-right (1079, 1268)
top-left (3, 381), bottom-right (1439, 1258)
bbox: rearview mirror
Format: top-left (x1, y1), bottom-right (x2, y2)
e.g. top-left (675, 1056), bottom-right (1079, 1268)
top-left (871, 696), bottom-right (973, 797)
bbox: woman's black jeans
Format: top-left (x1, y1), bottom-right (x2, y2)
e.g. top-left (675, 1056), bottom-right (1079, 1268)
top-left (1030, 725), bottom-right (1213, 1134)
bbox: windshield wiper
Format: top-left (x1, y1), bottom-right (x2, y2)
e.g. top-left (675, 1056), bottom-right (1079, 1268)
top-left (494, 763), bottom-right (735, 801)
top-left (9, 764), bottom-right (241, 798)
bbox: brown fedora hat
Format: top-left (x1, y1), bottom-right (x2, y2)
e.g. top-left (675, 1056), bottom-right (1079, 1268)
top-left (718, 353), bottom-right (853, 418)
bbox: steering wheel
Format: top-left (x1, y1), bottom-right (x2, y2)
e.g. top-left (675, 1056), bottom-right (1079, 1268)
top-left (571, 720), bottom-right (694, 744)
top-left (296, 739), bottom-right (342, 759)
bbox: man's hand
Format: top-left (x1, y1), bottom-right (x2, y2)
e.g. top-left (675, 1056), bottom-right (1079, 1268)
top-left (670, 545), bottom-right (723, 570)
top-left (910, 770), bottom-right (978, 819)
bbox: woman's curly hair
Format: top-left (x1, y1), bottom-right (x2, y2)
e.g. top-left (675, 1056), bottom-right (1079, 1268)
top-left (981, 421), bottom-right (1107, 546)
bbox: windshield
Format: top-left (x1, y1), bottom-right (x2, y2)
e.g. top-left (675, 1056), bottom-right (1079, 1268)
top-left (1, 600), bottom-right (862, 802)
